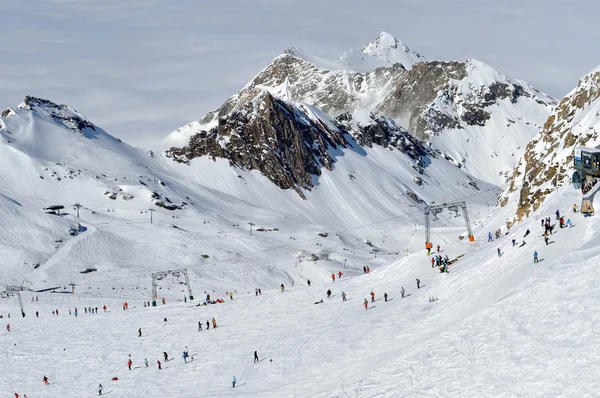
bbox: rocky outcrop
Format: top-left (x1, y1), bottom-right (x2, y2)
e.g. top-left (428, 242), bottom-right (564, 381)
top-left (166, 91), bottom-right (351, 197)
top-left (334, 111), bottom-right (427, 160)
top-left (500, 66), bottom-right (600, 222)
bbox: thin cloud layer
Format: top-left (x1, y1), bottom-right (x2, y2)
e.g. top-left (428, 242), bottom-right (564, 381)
top-left (1, 0), bottom-right (598, 147)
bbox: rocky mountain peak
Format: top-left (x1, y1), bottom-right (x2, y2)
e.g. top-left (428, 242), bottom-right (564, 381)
top-left (166, 32), bottom-right (556, 187)
top-left (358, 31), bottom-right (425, 68)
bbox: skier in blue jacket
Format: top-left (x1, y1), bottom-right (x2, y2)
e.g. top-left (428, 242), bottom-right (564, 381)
top-left (533, 251), bottom-right (539, 263)
top-left (232, 376), bottom-right (237, 388)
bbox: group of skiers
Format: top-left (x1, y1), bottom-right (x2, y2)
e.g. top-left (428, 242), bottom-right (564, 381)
top-left (197, 317), bottom-right (218, 331)
top-left (431, 254), bottom-right (450, 271)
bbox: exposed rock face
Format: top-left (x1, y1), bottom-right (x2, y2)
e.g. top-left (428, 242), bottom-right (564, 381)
top-left (167, 91), bottom-right (350, 196)
top-left (20, 96), bottom-right (97, 135)
top-left (500, 67), bottom-right (600, 222)
top-left (334, 111), bottom-right (427, 160)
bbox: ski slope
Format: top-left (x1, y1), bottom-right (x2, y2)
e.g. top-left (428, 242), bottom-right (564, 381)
top-left (2, 181), bottom-right (600, 397)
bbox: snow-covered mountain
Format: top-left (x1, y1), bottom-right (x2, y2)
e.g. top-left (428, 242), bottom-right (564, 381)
top-left (499, 65), bottom-right (600, 223)
top-left (166, 32), bottom-right (556, 186)
top-left (3, 37), bottom-right (600, 398)
top-left (0, 95), bottom-right (498, 291)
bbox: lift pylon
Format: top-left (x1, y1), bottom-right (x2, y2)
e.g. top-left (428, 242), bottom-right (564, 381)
top-left (151, 269), bottom-right (194, 307)
top-left (424, 200), bottom-right (474, 248)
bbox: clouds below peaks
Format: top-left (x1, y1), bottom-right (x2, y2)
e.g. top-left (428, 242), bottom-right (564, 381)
top-left (1, 0), bottom-right (598, 147)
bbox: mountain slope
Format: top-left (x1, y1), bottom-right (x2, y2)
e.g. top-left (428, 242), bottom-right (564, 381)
top-left (2, 171), bottom-right (599, 397)
top-left (165, 33), bottom-right (555, 186)
top-left (0, 95), bottom-right (498, 291)
top-left (499, 65), bottom-right (600, 222)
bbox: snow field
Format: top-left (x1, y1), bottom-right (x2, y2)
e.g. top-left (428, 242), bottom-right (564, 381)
top-left (2, 183), bottom-right (600, 397)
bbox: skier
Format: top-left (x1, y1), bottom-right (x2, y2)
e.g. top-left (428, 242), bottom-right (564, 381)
top-left (533, 251), bottom-right (539, 263)
top-left (183, 350), bottom-right (189, 363)
top-left (366, 266), bottom-right (370, 273)
top-left (138, 328), bottom-right (142, 337)
top-left (254, 350), bottom-right (259, 363)
top-left (338, 271), bottom-right (343, 279)
top-left (229, 292), bottom-right (233, 300)
top-left (341, 291), bottom-right (347, 301)
top-left (157, 360), bottom-right (162, 370)
top-left (145, 358), bottom-right (149, 367)
top-left (363, 266), bottom-right (367, 274)
top-left (573, 204), bottom-right (577, 213)
top-left (258, 288), bottom-right (262, 295)
top-left (567, 219), bottom-right (572, 227)
top-left (488, 232), bottom-right (493, 242)
top-left (36, 311), bottom-right (39, 318)
top-left (206, 320), bottom-right (210, 330)
top-left (212, 317), bottom-right (217, 328)
top-left (544, 235), bottom-right (549, 245)
top-left (43, 376), bottom-right (49, 385)
top-left (232, 376), bottom-right (237, 388)
top-left (307, 280), bottom-right (311, 287)
top-left (99, 384), bottom-right (103, 396)
top-left (556, 209), bottom-right (560, 220)
top-left (163, 317), bottom-right (168, 325)
top-left (255, 288), bottom-right (258, 296)
top-left (280, 284), bottom-right (285, 293)
top-left (198, 321), bottom-right (202, 331)
top-left (416, 278), bottom-right (421, 289)
top-left (497, 247), bottom-right (501, 257)
top-left (103, 305), bottom-right (107, 312)
top-left (370, 291), bottom-right (375, 303)
top-left (384, 293), bottom-right (388, 302)
top-left (363, 298), bottom-right (369, 310)
top-left (55, 309), bottom-right (59, 316)
top-left (401, 286), bottom-right (405, 298)
top-left (6, 324), bottom-right (10, 332)
top-left (184, 296), bottom-right (187, 303)
top-left (431, 258), bottom-right (435, 267)
top-left (524, 229), bottom-right (530, 237)
top-left (512, 239), bottom-right (516, 246)
top-left (163, 352), bottom-right (169, 362)
top-left (437, 245), bottom-right (441, 252)
top-left (331, 273), bottom-right (335, 282)
top-left (128, 359), bottom-right (132, 370)
top-left (327, 289), bottom-right (332, 298)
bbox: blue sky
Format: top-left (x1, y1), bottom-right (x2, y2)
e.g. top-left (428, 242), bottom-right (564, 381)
top-left (1, 0), bottom-right (598, 146)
